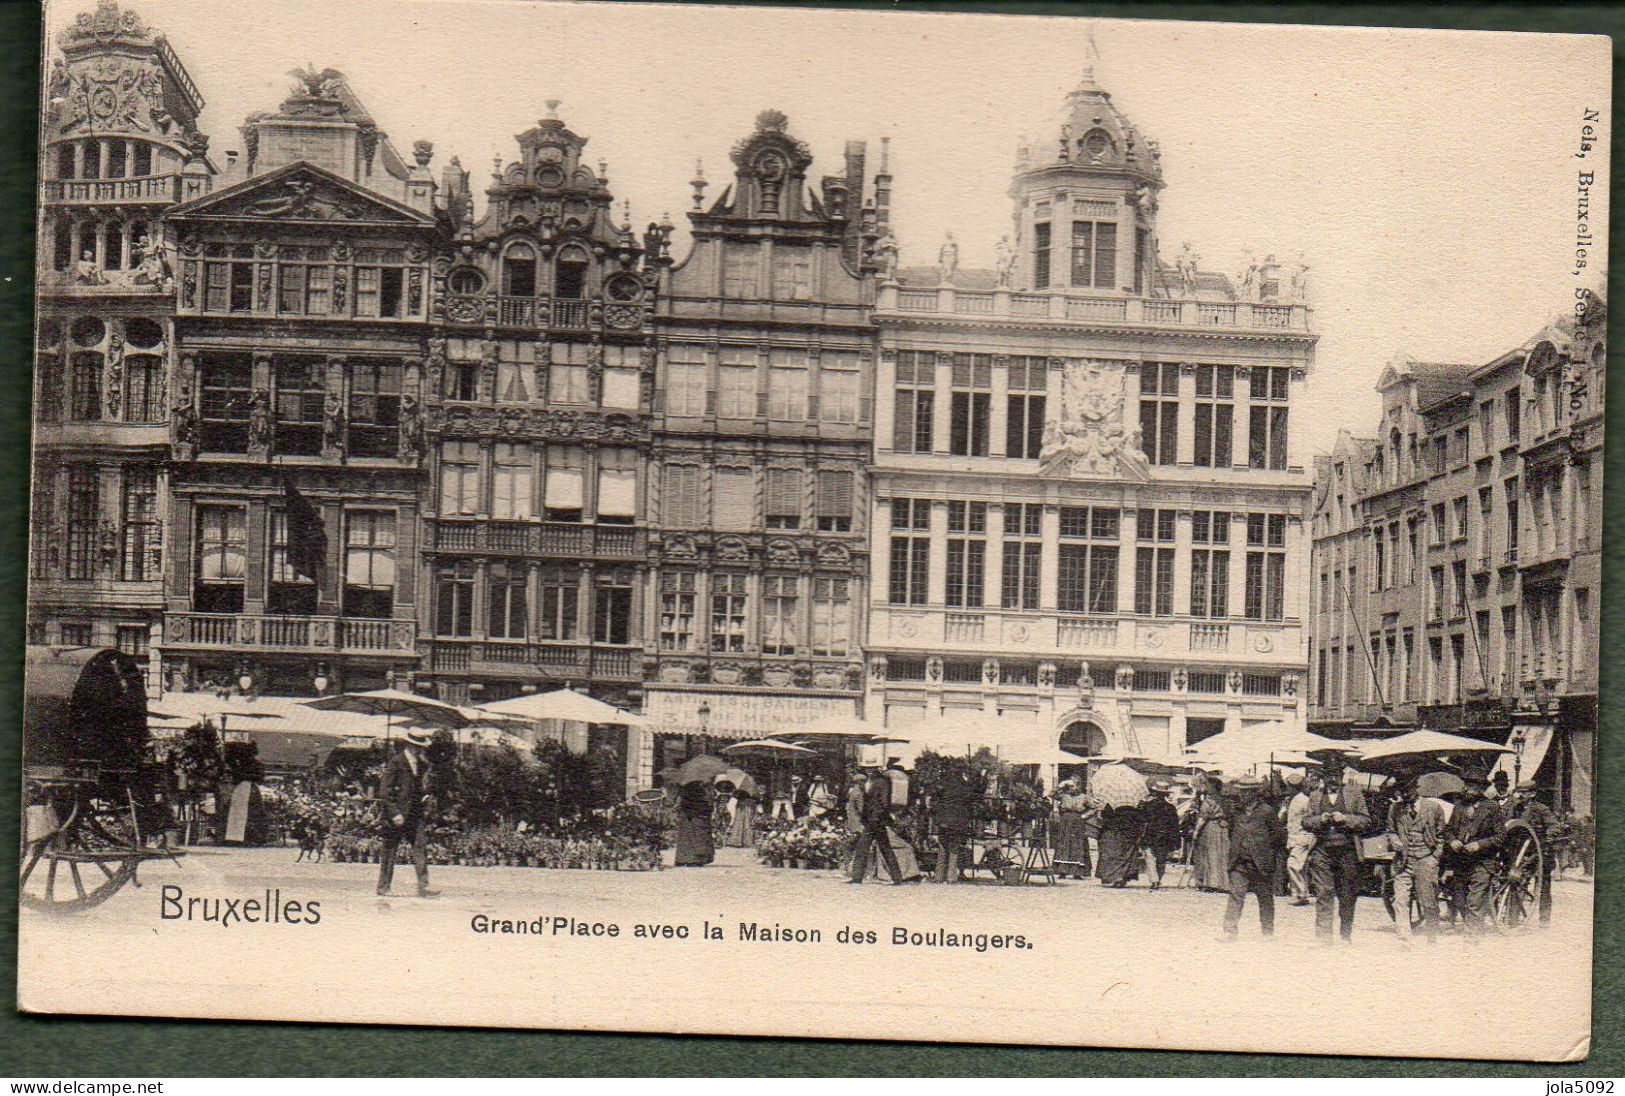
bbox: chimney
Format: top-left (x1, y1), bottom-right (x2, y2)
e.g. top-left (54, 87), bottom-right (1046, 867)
top-left (873, 136), bottom-right (893, 238)
top-left (841, 139), bottom-right (867, 268)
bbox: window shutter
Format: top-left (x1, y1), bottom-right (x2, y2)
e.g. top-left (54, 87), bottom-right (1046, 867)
top-left (767, 468), bottom-right (802, 518)
top-left (713, 468), bottom-right (754, 531)
top-left (816, 470), bottom-right (852, 519)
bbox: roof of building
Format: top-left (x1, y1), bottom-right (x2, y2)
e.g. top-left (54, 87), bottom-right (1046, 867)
top-left (892, 262), bottom-right (1239, 300)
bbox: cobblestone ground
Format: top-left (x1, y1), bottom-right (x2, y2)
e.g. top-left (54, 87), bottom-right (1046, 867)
top-left (18, 844), bottom-right (1595, 1060)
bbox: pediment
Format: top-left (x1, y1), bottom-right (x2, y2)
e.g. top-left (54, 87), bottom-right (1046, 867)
top-left (166, 163), bottom-right (435, 227)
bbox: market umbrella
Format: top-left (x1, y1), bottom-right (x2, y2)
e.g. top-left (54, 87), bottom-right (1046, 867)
top-left (713, 767), bottom-right (762, 798)
top-left (998, 741), bottom-right (1093, 767)
top-left (1415, 770), bottom-right (1467, 799)
top-left (1352, 730), bottom-right (1509, 772)
top-left (789, 714), bottom-right (898, 742)
top-left (478, 688), bottom-right (645, 727)
top-left (1089, 762), bottom-right (1149, 808)
top-left (663, 753), bottom-right (731, 785)
top-left (721, 739), bottom-right (818, 758)
top-left (304, 687), bottom-right (469, 745)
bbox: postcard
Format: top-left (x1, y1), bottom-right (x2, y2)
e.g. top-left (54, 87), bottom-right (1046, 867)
top-left (18, 0), bottom-right (1608, 1061)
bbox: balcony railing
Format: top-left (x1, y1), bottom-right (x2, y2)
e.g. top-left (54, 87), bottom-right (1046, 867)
top-left (431, 640), bottom-right (641, 680)
top-left (944, 612), bottom-right (984, 642)
top-left (1057, 617), bottom-right (1118, 648)
top-left (878, 285), bottom-right (1311, 332)
top-left (497, 295), bottom-right (537, 327)
top-left (43, 174), bottom-right (181, 204)
top-left (551, 299), bottom-right (590, 328)
top-left (430, 519), bottom-right (644, 558)
top-left (1190, 622), bottom-right (1231, 651)
top-left (166, 613), bottom-right (416, 654)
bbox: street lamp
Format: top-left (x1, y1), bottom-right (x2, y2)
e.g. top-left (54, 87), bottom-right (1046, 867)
top-left (697, 700), bottom-right (712, 757)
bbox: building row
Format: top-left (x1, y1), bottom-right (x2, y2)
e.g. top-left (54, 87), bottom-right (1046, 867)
top-left (34, 1), bottom-right (1321, 791)
top-left (1307, 300), bottom-right (1605, 814)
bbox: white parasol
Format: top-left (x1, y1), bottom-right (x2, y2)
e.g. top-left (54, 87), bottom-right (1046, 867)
top-left (1089, 762), bottom-right (1149, 809)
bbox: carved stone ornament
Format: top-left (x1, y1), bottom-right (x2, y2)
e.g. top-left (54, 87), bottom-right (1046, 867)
top-left (1228, 670), bottom-right (1245, 693)
top-left (868, 654), bottom-right (888, 683)
top-left (711, 662), bottom-right (743, 686)
top-left (661, 533), bottom-right (698, 560)
top-left (766, 539), bottom-right (801, 565)
top-left (715, 536), bottom-right (750, 562)
top-left (982, 659), bottom-right (1000, 686)
top-left (925, 656), bottom-right (943, 684)
top-left (1282, 673), bottom-right (1300, 699)
top-left (659, 661), bottom-right (692, 685)
top-left (815, 542), bottom-right (851, 567)
top-left (1040, 360), bottom-right (1151, 480)
top-left (1253, 634), bottom-right (1275, 654)
top-left (1116, 665), bottom-right (1135, 691)
top-left (1037, 661), bottom-right (1057, 690)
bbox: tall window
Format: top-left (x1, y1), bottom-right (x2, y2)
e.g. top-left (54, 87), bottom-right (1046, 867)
top-left (1504, 388), bottom-right (1521, 442)
top-left (722, 243), bottom-right (760, 298)
top-left (665, 344), bottom-right (708, 417)
top-left (277, 245), bottom-right (333, 315)
top-left (539, 570), bottom-right (578, 640)
top-left (496, 357), bottom-right (531, 403)
top-left (710, 573), bottom-right (748, 651)
top-left (659, 572), bottom-right (696, 651)
top-left (812, 577), bottom-right (851, 657)
top-left (762, 575), bottom-right (800, 655)
top-left (1450, 560), bottom-right (1468, 619)
top-left (1139, 362), bottom-right (1179, 465)
top-left (544, 447), bottom-right (585, 522)
top-left (1006, 356), bottom-right (1047, 459)
top-left (1071, 220), bottom-right (1116, 288)
top-left (434, 564), bottom-right (475, 637)
top-left (348, 360), bottom-right (402, 458)
top-left (342, 510), bottom-right (396, 618)
top-left (194, 504), bottom-right (246, 613)
top-left (119, 465), bottom-right (160, 582)
top-left (716, 347), bottom-right (757, 418)
top-left (1135, 508), bottom-right (1176, 616)
top-left (765, 467), bottom-right (803, 529)
top-left (492, 442), bottom-right (534, 519)
top-left (818, 350), bottom-right (860, 424)
top-left (1247, 366), bottom-right (1290, 470)
top-left (547, 342), bottom-right (590, 404)
top-left (273, 356), bottom-right (325, 456)
top-left (65, 464), bottom-right (99, 581)
top-left (945, 500), bottom-right (987, 608)
top-left (1058, 505), bottom-right (1119, 614)
top-left (70, 352), bottom-right (102, 421)
top-left (440, 441), bottom-right (481, 515)
top-left (202, 244), bottom-right (255, 313)
top-left (445, 357), bottom-right (478, 402)
top-left (892, 351), bottom-right (935, 454)
top-left (601, 348), bottom-right (640, 406)
top-left (768, 348), bottom-right (809, 421)
top-left (1452, 496), bottom-right (1469, 542)
top-left (267, 509), bottom-right (317, 614)
top-left (815, 470), bottom-right (853, 532)
top-left (1001, 502), bottom-right (1042, 610)
top-left (553, 246), bottom-right (588, 300)
top-left (888, 498), bottom-right (930, 606)
top-left (353, 248), bottom-right (407, 318)
top-left (1033, 221), bottom-right (1051, 289)
top-left (595, 449), bottom-right (636, 525)
top-left (1428, 565), bottom-right (1445, 621)
top-left (501, 243), bottom-right (537, 297)
top-left (1194, 365), bottom-right (1235, 468)
top-left (488, 562), bottom-right (528, 640)
top-left (1505, 476), bottom-right (1520, 558)
top-left (124, 355), bottom-right (164, 423)
top-left (663, 464), bottom-right (703, 528)
top-left (1372, 529), bottom-right (1386, 591)
top-left (593, 577), bottom-right (632, 644)
top-left (1501, 606), bottom-right (1518, 685)
top-left (1243, 512), bottom-right (1286, 621)
top-left (931, 352), bottom-right (990, 458)
top-left (712, 467), bottom-right (754, 531)
top-left (1190, 510), bottom-right (1229, 618)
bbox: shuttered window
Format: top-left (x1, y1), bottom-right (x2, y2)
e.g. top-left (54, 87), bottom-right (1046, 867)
top-left (766, 468), bottom-right (802, 529)
top-left (816, 471), bottom-right (853, 532)
top-left (663, 465), bottom-right (703, 528)
top-left (713, 468), bottom-right (754, 531)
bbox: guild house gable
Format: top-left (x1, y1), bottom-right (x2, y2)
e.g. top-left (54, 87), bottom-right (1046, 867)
top-left (165, 161), bottom-right (436, 228)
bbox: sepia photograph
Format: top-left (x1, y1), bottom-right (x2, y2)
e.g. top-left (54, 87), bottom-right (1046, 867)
top-left (15, 0), bottom-right (1610, 1064)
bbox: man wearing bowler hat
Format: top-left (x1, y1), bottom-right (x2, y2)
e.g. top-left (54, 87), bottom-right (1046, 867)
top-left (1444, 769), bottom-right (1504, 935)
top-left (1302, 756), bottom-right (1370, 942)
top-left (377, 728), bottom-right (439, 898)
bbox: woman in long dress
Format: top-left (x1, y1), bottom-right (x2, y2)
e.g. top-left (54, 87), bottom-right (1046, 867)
top-left (1095, 803), bottom-right (1143, 887)
top-left (724, 787), bottom-right (758, 847)
top-left (673, 781), bottom-right (716, 866)
top-left (1052, 782), bottom-right (1094, 879)
top-left (1191, 776), bottom-right (1232, 891)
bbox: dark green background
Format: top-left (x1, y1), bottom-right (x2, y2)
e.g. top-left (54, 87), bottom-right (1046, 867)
top-left (2, 0), bottom-right (1620, 1076)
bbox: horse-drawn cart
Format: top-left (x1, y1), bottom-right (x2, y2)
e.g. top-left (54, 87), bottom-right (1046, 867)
top-left (20, 645), bottom-right (179, 912)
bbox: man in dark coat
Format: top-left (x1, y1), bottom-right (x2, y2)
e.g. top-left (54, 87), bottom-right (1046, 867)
top-left (1445, 770), bottom-right (1504, 935)
top-left (1220, 777), bottom-right (1283, 938)
top-left (1303, 758), bottom-right (1370, 942)
top-left (931, 769), bottom-right (979, 884)
top-left (847, 763), bottom-right (903, 884)
top-left (377, 729), bottom-right (437, 897)
top-left (1140, 782), bottom-right (1182, 890)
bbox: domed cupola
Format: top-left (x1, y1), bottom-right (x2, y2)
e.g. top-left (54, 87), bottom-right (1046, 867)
top-left (1002, 53), bottom-right (1165, 296)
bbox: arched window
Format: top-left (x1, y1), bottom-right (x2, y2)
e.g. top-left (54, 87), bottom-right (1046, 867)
top-left (447, 267), bottom-right (484, 295)
top-left (502, 242), bottom-right (536, 297)
top-left (103, 222), bottom-right (124, 270)
top-left (554, 245), bottom-right (589, 300)
top-left (56, 143), bottom-right (75, 180)
top-left (52, 214), bottom-right (74, 271)
top-left (132, 142), bottom-right (153, 177)
top-left (79, 141), bottom-right (100, 180)
top-left (107, 141), bottom-right (127, 179)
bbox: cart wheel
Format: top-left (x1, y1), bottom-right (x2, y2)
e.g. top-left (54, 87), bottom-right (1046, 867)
top-left (19, 804), bottom-right (141, 913)
top-left (1494, 819), bottom-right (1543, 929)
